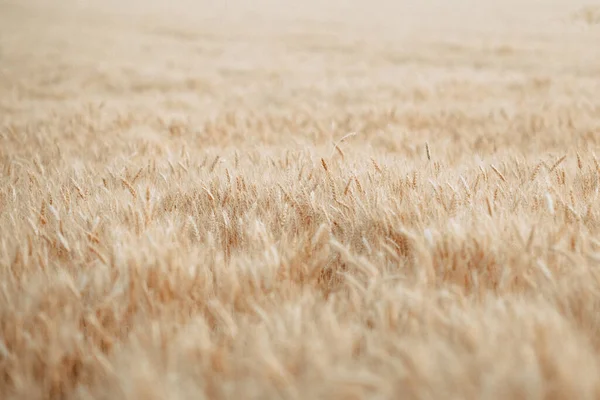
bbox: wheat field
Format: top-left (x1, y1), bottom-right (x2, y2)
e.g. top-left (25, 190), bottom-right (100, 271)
top-left (2, 0), bottom-right (600, 399)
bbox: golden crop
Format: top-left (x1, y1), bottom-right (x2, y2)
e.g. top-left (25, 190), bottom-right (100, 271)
top-left (2, 0), bottom-right (600, 398)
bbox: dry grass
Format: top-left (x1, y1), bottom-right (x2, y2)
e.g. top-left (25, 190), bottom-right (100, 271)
top-left (2, 0), bottom-right (600, 398)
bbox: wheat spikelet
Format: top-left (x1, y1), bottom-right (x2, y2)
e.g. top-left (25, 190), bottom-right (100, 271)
top-left (530, 161), bottom-right (544, 181)
top-left (209, 155), bottom-right (220, 172)
top-left (354, 176), bottom-right (364, 194)
top-left (131, 166), bottom-right (144, 184)
top-left (371, 158), bottom-right (383, 174)
top-left (549, 155), bottom-right (567, 172)
top-left (490, 164), bottom-right (507, 182)
top-left (330, 132), bottom-right (356, 159)
top-left (485, 196), bottom-right (493, 216)
top-left (121, 178), bottom-right (137, 199)
top-left (201, 186), bottom-right (215, 203)
top-left (321, 158), bottom-right (329, 173)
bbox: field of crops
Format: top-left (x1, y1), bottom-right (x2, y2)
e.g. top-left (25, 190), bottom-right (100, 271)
top-left (2, 0), bottom-right (600, 398)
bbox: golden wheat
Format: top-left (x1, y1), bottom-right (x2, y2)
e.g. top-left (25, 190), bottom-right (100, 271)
top-left (2, 0), bottom-right (600, 399)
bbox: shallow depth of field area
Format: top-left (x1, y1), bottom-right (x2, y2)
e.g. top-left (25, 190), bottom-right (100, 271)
top-left (2, 0), bottom-right (600, 399)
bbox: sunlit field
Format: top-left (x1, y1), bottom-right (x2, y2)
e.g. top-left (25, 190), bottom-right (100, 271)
top-left (2, 0), bottom-right (600, 398)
